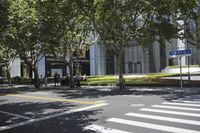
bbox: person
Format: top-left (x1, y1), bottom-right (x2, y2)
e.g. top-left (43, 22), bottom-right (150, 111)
top-left (0, 76), bottom-right (3, 86)
top-left (40, 74), bottom-right (44, 86)
top-left (54, 73), bottom-right (58, 86)
top-left (76, 73), bottom-right (82, 88)
top-left (65, 73), bottom-right (69, 86)
top-left (57, 74), bottom-right (60, 86)
top-left (44, 76), bottom-right (47, 87)
top-left (82, 73), bottom-right (87, 81)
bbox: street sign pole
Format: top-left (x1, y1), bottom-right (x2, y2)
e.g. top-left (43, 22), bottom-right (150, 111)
top-left (179, 56), bottom-right (183, 90)
top-left (170, 49), bottom-right (192, 91)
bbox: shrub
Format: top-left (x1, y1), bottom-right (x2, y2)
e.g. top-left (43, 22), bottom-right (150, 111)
top-left (12, 76), bottom-right (22, 83)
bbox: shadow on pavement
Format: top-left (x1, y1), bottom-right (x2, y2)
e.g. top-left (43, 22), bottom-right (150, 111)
top-left (3, 109), bottom-right (101, 133)
top-left (56, 87), bottom-right (200, 100)
top-left (1, 86), bottom-right (199, 101)
top-left (0, 102), bottom-right (76, 119)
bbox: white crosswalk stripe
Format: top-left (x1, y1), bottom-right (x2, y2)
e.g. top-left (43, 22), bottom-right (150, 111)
top-left (107, 118), bottom-right (200, 133)
top-left (171, 100), bottom-right (200, 104)
top-left (85, 101), bottom-right (200, 133)
top-left (141, 108), bottom-right (200, 117)
top-left (152, 105), bottom-right (200, 111)
top-left (162, 102), bottom-right (200, 107)
top-left (84, 124), bottom-right (132, 133)
top-left (126, 112), bottom-right (200, 126)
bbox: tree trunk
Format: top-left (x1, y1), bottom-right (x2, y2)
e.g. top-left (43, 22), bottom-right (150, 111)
top-left (6, 65), bottom-right (11, 86)
top-left (68, 55), bottom-right (74, 88)
top-left (159, 36), bottom-right (167, 70)
top-left (33, 63), bottom-right (40, 88)
top-left (117, 51), bottom-right (125, 90)
top-left (196, 13), bottom-right (200, 67)
top-left (197, 46), bottom-right (200, 66)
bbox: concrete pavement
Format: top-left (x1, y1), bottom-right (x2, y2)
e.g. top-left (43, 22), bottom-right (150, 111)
top-left (0, 86), bottom-right (200, 133)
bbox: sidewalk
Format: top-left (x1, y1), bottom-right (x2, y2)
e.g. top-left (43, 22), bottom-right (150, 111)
top-left (162, 75), bottom-right (200, 81)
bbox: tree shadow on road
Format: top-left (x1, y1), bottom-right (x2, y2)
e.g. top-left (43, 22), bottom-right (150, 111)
top-left (1, 86), bottom-right (199, 104)
top-left (56, 87), bottom-right (193, 99)
top-left (162, 92), bottom-right (200, 102)
top-left (0, 96), bottom-right (103, 133)
top-left (2, 108), bottom-right (101, 133)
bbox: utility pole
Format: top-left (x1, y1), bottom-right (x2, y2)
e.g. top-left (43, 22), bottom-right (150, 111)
top-left (179, 56), bottom-right (183, 90)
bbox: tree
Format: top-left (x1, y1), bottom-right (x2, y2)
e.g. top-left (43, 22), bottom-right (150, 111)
top-left (37, 0), bottom-right (97, 88)
top-left (184, 1), bottom-right (200, 66)
top-left (75, 0), bottom-right (197, 89)
top-left (196, 7), bottom-right (200, 66)
top-left (76, 0), bottom-right (160, 89)
top-left (0, 0), bottom-right (12, 84)
top-left (61, 6), bottom-right (97, 88)
top-left (4, 0), bottom-right (45, 88)
top-left (152, 0), bottom-right (199, 66)
top-left (0, 45), bottom-right (16, 85)
top-left (0, 0), bottom-right (9, 39)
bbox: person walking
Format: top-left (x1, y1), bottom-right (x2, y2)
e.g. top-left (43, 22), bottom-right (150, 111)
top-left (76, 73), bottom-right (82, 88)
top-left (54, 73), bottom-right (58, 86)
top-left (0, 76), bottom-right (3, 86)
top-left (44, 76), bottom-right (47, 87)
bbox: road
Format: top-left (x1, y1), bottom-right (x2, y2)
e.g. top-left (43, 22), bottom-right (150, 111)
top-left (0, 86), bottom-right (200, 133)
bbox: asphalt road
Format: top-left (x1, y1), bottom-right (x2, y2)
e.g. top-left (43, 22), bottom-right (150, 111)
top-left (0, 86), bottom-right (200, 133)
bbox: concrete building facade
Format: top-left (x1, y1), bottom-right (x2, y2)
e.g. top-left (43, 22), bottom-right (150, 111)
top-left (0, 38), bottom-right (198, 78)
top-left (89, 38), bottom-right (198, 76)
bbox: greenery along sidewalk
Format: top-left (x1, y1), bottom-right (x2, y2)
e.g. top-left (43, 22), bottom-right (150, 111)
top-left (81, 73), bottom-right (177, 86)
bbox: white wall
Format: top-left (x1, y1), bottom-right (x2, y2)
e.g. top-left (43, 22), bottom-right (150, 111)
top-left (37, 55), bottom-right (46, 78)
top-left (10, 58), bottom-right (21, 78)
top-left (124, 44), bottom-right (143, 74)
top-left (90, 42), bottom-right (106, 75)
top-left (90, 45), bottom-right (96, 75)
top-left (153, 41), bottom-right (161, 72)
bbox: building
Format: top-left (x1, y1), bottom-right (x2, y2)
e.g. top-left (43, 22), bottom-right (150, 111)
top-left (0, 38), bottom-right (198, 78)
top-left (89, 38), bottom-right (198, 75)
top-left (0, 50), bottom-right (90, 78)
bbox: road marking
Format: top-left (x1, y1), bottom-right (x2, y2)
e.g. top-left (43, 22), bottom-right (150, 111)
top-left (107, 118), bottom-right (200, 133)
top-left (126, 112), bottom-right (200, 126)
top-left (162, 102), bottom-right (200, 107)
top-left (84, 124), bottom-right (132, 133)
top-left (0, 103), bottom-right (108, 131)
top-left (95, 100), bottom-right (108, 103)
top-left (141, 108), bottom-right (200, 117)
top-left (171, 100), bottom-right (200, 104)
top-left (152, 105), bottom-right (200, 111)
top-left (27, 92), bottom-right (49, 95)
top-left (6, 94), bottom-right (100, 105)
top-left (122, 95), bottom-right (142, 98)
top-left (130, 104), bottom-right (145, 107)
top-left (0, 111), bottom-right (32, 120)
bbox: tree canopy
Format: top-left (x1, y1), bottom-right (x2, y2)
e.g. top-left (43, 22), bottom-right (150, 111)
top-left (75, 0), bottom-right (197, 89)
top-left (0, 0), bottom-right (198, 89)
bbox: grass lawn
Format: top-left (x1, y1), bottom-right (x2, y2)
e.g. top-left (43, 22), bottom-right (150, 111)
top-left (81, 73), bottom-right (176, 86)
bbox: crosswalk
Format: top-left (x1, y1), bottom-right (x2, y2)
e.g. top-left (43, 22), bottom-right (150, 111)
top-left (84, 100), bottom-right (200, 133)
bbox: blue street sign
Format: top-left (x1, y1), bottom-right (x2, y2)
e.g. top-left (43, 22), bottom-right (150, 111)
top-left (170, 49), bottom-right (192, 57)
